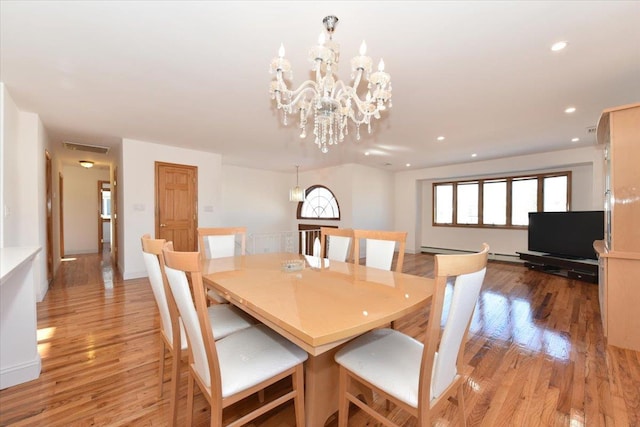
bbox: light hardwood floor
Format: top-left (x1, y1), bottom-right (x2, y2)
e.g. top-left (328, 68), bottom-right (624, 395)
top-left (0, 250), bottom-right (638, 426)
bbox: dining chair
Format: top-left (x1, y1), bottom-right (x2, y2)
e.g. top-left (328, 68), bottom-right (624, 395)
top-left (352, 229), bottom-right (407, 272)
top-left (320, 227), bottom-right (353, 262)
top-left (334, 243), bottom-right (489, 427)
top-left (162, 243), bottom-right (308, 427)
top-left (141, 235), bottom-right (254, 426)
top-left (197, 227), bottom-right (246, 304)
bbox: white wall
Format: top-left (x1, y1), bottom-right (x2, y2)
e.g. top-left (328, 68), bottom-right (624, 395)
top-left (395, 145), bottom-right (605, 256)
top-left (120, 138), bottom-right (223, 279)
top-left (351, 164), bottom-right (394, 231)
top-left (62, 165), bottom-right (110, 254)
top-left (297, 163), bottom-right (395, 231)
top-left (1, 84), bottom-right (20, 247)
top-left (221, 164), bottom-right (293, 234)
top-left (1, 84), bottom-right (51, 300)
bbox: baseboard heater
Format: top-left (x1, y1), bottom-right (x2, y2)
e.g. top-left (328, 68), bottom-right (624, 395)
top-left (420, 246), bottom-right (523, 263)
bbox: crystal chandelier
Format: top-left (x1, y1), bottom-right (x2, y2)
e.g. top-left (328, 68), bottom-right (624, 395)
top-left (269, 15), bottom-right (392, 153)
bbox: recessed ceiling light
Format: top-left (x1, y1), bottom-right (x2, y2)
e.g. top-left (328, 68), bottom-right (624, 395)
top-left (551, 41), bottom-right (568, 52)
top-left (406, 163), bottom-right (411, 167)
top-left (471, 153), bottom-right (477, 158)
top-left (571, 137), bottom-right (580, 142)
top-left (364, 151), bottom-right (370, 156)
top-left (437, 136), bottom-right (445, 141)
top-left (565, 106), bottom-right (576, 114)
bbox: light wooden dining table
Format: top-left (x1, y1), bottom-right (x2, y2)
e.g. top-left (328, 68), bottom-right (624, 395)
top-left (202, 252), bottom-right (434, 426)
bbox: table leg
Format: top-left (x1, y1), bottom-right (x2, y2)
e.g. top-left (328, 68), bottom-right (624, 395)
top-left (304, 346), bottom-right (373, 426)
top-left (304, 347), bottom-right (340, 427)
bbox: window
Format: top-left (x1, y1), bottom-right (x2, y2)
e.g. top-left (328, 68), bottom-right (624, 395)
top-left (483, 179), bottom-right (507, 225)
top-left (511, 178), bottom-right (538, 226)
top-left (457, 182), bottom-right (479, 224)
top-left (434, 184), bottom-right (453, 224)
top-left (433, 171), bottom-right (571, 228)
top-left (101, 190), bottom-right (111, 216)
top-left (543, 175), bottom-right (568, 211)
top-left (297, 185), bottom-right (340, 220)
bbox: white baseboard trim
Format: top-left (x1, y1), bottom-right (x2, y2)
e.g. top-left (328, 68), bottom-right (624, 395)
top-left (420, 246), bottom-right (523, 263)
top-left (0, 355), bottom-right (41, 390)
top-left (123, 270), bottom-right (148, 281)
top-left (37, 279), bottom-right (48, 302)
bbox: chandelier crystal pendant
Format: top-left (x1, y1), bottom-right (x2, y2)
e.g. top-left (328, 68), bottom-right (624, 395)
top-left (289, 165), bottom-right (306, 202)
top-left (269, 15), bottom-right (392, 153)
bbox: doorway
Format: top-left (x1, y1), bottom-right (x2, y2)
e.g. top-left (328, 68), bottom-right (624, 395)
top-left (155, 162), bottom-right (198, 251)
top-left (97, 180), bottom-right (111, 253)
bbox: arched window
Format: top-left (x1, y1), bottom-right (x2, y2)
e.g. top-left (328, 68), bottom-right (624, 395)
top-left (297, 185), bottom-right (340, 220)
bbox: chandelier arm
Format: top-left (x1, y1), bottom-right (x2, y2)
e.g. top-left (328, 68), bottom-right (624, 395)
top-left (352, 69), bottom-right (364, 92)
top-left (279, 84), bottom-right (319, 109)
top-left (332, 86), bottom-right (377, 121)
top-left (332, 80), bottom-right (358, 99)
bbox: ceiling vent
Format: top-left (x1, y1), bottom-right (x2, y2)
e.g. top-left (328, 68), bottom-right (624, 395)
top-left (63, 141), bottom-right (110, 155)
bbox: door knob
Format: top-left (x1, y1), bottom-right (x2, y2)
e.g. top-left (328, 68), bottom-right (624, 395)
top-left (160, 223), bottom-right (167, 227)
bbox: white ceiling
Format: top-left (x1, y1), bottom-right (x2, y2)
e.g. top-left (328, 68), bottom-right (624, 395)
top-left (1, 1), bottom-right (639, 172)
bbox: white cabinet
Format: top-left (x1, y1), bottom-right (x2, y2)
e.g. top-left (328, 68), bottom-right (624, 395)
top-left (0, 247), bottom-right (42, 389)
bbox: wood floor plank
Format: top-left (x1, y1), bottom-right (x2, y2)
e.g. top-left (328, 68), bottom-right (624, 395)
top-left (1, 251), bottom-right (639, 426)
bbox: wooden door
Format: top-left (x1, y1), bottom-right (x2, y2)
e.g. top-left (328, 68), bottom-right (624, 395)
top-left (59, 173), bottom-right (64, 257)
top-left (155, 162), bottom-right (198, 251)
top-left (45, 151), bottom-right (53, 281)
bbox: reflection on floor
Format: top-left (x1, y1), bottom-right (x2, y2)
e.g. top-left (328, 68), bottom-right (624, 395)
top-left (0, 252), bottom-right (638, 426)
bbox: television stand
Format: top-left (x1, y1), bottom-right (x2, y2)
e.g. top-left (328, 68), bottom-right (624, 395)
top-left (517, 251), bottom-right (598, 283)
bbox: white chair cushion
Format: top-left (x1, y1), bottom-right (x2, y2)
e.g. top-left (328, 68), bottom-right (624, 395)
top-left (365, 239), bottom-right (396, 271)
top-left (204, 234), bottom-right (235, 259)
top-left (328, 235), bottom-right (351, 262)
top-left (207, 304), bottom-right (254, 341)
top-left (431, 268), bottom-right (485, 397)
top-left (313, 237), bottom-right (321, 257)
top-left (142, 252), bottom-right (175, 343)
top-left (214, 324), bottom-right (308, 397)
top-left (165, 264), bottom-right (254, 383)
top-left (335, 328), bottom-right (424, 408)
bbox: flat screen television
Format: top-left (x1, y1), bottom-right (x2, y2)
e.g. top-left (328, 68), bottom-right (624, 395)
top-left (528, 211), bottom-right (604, 260)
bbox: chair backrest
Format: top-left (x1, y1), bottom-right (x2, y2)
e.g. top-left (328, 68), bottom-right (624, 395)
top-left (140, 234), bottom-right (186, 349)
top-left (320, 227), bottom-right (353, 262)
top-left (162, 243), bottom-right (221, 394)
top-left (352, 229), bottom-right (407, 272)
top-left (197, 227), bottom-right (246, 260)
top-left (420, 243), bottom-right (489, 404)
